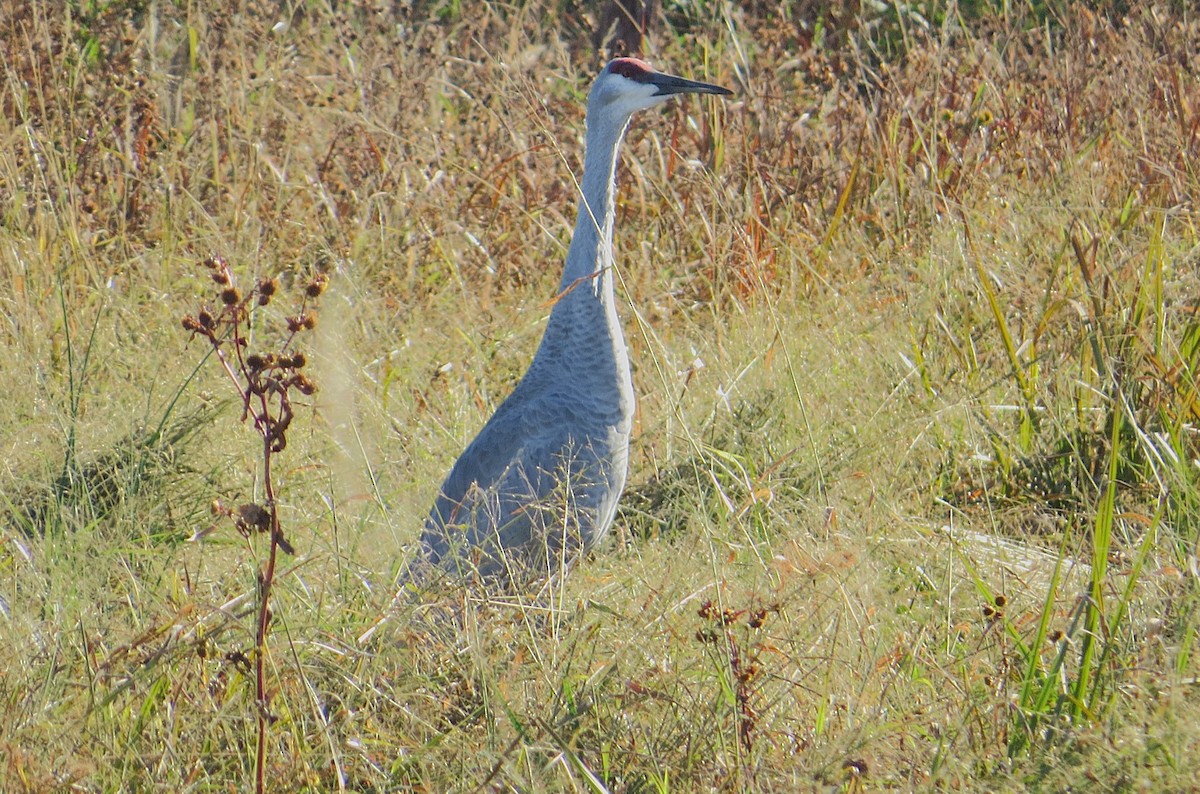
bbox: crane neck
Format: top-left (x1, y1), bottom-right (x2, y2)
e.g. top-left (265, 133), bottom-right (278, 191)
top-left (558, 112), bottom-right (632, 294)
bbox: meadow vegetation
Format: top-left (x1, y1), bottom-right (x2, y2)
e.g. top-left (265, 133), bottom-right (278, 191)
top-left (1, 0), bottom-right (1198, 790)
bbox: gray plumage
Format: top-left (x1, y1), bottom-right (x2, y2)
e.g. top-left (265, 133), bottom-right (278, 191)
top-left (410, 58), bottom-right (732, 590)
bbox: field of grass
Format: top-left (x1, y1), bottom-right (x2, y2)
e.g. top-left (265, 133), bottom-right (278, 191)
top-left (2, 0), bottom-right (1199, 790)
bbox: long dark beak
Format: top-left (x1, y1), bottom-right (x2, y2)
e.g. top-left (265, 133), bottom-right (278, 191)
top-left (646, 71), bottom-right (733, 97)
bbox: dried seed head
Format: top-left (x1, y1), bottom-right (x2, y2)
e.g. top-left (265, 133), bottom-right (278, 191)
top-left (305, 273), bottom-right (327, 298)
top-left (246, 353), bottom-right (266, 371)
top-left (226, 649), bottom-right (251, 672)
top-left (292, 374), bottom-right (316, 395)
top-left (182, 315), bottom-right (201, 332)
top-left (211, 270), bottom-right (230, 286)
top-left (236, 502), bottom-right (271, 532)
top-left (288, 313), bottom-right (318, 332)
top-left (197, 309), bottom-right (215, 329)
top-left (220, 287), bottom-right (241, 306)
top-left (256, 277), bottom-right (278, 306)
top-left (843, 759), bottom-right (868, 777)
top-left (289, 352), bottom-right (306, 369)
top-left (737, 663), bottom-right (760, 683)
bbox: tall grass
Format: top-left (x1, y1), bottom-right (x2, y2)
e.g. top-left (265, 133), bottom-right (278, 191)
top-left (1, 1), bottom-right (1198, 790)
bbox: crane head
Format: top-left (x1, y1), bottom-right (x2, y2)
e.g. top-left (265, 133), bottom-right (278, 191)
top-left (589, 57), bottom-right (732, 118)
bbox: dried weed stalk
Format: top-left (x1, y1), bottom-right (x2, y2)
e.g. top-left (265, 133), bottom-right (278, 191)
top-left (696, 597), bottom-right (781, 776)
top-left (181, 255), bottom-right (324, 794)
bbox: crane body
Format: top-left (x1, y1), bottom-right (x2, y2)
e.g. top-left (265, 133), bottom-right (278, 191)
top-left (411, 58), bottom-right (731, 590)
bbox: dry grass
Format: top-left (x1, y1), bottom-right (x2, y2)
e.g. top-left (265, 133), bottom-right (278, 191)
top-left (1, 0), bottom-right (1199, 790)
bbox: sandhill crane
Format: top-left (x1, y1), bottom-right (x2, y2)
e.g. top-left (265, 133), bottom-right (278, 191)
top-left (410, 58), bottom-right (732, 591)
